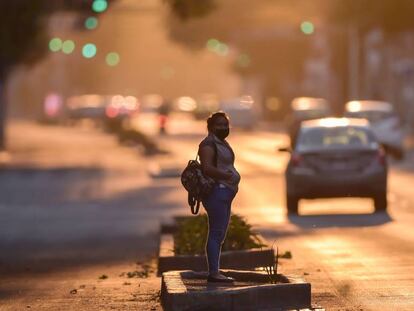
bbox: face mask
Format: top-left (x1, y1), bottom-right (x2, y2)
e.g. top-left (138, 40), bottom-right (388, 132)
top-left (214, 128), bottom-right (230, 140)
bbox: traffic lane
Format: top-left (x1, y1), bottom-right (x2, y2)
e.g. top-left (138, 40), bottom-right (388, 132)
top-left (262, 222), bottom-right (414, 311)
top-left (157, 127), bottom-right (414, 309)
top-left (149, 118), bottom-right (413, 231)
top-left (130, 112), bottom-right (206, 137)
top-left (230, 134), bottom-right (414, 310)
top-left (0, 122), bottom-right (186, 274)
top-left (155, 129), bottom-right (386, 228)
top-left (154, 126), bottom-right (393, 225)
top-left (236, 170), bottom-right (414, 310)
top-left (236, 151), bottom-right (414, 239)
top-left (155, 125), bottom-right (414, 228)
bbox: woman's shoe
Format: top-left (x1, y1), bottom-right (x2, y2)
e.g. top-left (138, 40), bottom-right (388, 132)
top-left (207, 275), bottom-right (235, 283)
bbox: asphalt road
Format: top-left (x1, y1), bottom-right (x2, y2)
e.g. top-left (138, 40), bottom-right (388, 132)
top-left (1, 116), bottom-right (414, 310)
top-left (0, 121), bottom-right (170, 311)
top-left (150, 113), bottom-right (414, 311)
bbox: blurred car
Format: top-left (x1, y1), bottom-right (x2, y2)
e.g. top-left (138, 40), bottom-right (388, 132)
top-left (281, 118), bottom-right (388, 215)
top-left (66, 94), bottom-right (106, 121)
top-left (105, 95), bottom-right (139, 119)
top-left (42, 93), bottom-right (64, 123)
top-left (344, 100), bottom-right (404, 159)
top-left (104, 95), bottom-right (140, 131)
top-left (193, 94), bottom-right (220, 119)
top-left (140, 94), bottom-right (163, 113)
top-left (287, 97), bottom-right (332, 147)
top-left (174, 96), bottom-right (197, 113)
top-left (219, 95), bottom-right (257, 129)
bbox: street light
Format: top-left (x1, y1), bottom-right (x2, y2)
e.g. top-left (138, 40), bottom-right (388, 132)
top-left (85, 16), bottom-right (99, 30)
top-left (82, 43), bottom-right (97, 58)
top-left (106, 52), bottom-right (120, 66)
top-left (301, 21), bottom-right (315, 35)
top-left (92, 0), bottom-right (108, 13)
top-left (49, 38), bottom-right (63, 52)
top-left (62, 40), bottom-right (75, 54)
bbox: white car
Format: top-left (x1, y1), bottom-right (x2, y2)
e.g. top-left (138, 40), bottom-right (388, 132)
top-left (287, 97), bottom-right (332, 147)
top-left (344, 100), bottom-right (404, 158)
top-left (219, 96), bottom-right (257, 129)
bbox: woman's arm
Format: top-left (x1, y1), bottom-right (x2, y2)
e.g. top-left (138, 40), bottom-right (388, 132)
top-left (199, 145), bottom-right (232, 180)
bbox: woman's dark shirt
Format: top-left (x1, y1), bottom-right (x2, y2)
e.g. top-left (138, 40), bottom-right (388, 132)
top-left (199, 133), bottom-right (241, 192)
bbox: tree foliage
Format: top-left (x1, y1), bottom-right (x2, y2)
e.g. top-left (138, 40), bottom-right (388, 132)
top-left (0, 0), bottom-right (114, 78)
top-left (0, 1), bottom-right (44, 78)
top-left (163, 0), bottom-right (314, 117)
top-left (0, 0), bottom-right (115, 150)
top-left (163, 0), bottom-right (216, 21)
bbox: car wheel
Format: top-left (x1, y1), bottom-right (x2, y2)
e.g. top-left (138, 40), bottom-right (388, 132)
top-left (287, 195), bottom-right (299, 215)
top-left (374, 192), bottom-right (387, 212)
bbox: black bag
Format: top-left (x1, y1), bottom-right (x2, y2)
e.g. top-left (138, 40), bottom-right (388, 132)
top-left (181, 144), bottom-right (217, 214)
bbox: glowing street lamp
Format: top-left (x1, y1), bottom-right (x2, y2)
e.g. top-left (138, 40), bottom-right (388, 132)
top-left (106, 52), bottom-right (120, 66)
top-left (62, 40), bottom-right (75, 54)
top-left (82, 43), bottom-right (97, 58)
top-left (85, 17), bottom-right (99, 30)
top-left (92, 0), bottom-right (108, 13)
top-left (301, 21), bottom-right (315, 35)
top-left (49, 38), bottom-right (62, 52)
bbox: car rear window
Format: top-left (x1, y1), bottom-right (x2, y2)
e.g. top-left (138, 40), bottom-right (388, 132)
top-left (297, 126), bottom-right (378, 151)
top-left (345, 111), bottom-right (394, 123)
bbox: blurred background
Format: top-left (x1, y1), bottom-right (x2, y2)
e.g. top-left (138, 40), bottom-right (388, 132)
top-left (2, 1), bottom-right (414, 310)
top-left (2, 0), bottom-right (414, 133)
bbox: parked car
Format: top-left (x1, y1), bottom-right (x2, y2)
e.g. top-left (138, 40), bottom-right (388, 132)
top-left (105, 95), bottom-right (139, 119)
top-left (344, 100), bottom-right (404, 159)
top-left (104, 95), bottom-right (140, 131)
top-left (219, 95), bottom-right (257, 130)
top-left (286, 97), bottom-right (332, 148)
top-left (65, 94), bottom-right (107, 122)
top-left (281, 118), bottom-right (388, 215)
top-left (140, 94), bottom-right (163, 113)
top-left (193, 94), bottom-right (219, 120)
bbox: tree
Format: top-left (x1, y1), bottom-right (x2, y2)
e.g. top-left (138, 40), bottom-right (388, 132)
top-left (163, 0), bottom-right (216, 21)
top-left (164, 0), bottom-right (414, 113)
top-left (163, 0), bottom-right (315, 118)
top-left (0, 0), bottom-right (115, 150)
top-left (326, 0), bottom-right (414, 105)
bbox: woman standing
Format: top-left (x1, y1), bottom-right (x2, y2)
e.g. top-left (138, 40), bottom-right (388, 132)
top-left (198, 112), bottom-right (241, 283)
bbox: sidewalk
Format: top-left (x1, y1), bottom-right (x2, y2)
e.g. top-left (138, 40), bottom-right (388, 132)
top-left (0, 120), bottom-right (163, 310)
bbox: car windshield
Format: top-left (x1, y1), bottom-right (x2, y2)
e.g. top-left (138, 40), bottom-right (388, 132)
top-left (294, 109), bottom-right (329, 120)
top-left (296, 126), bottom-right (378, 152)
top-left (345, 110), bottom-right (394, 124)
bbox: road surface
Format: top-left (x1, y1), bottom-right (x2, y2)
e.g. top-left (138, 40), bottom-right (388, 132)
top-left (150, 113), bottom-right (414, 311)
top-left (1, 116), bottom-right (414, 310)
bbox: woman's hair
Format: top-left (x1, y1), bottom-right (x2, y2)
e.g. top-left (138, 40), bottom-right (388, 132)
top-left (207, 111), bottom-right (229, 132)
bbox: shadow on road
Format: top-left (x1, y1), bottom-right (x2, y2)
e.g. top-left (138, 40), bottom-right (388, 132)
top-left (288, 212), bottom-right (392, 229)
top-left (0, 166), bottom-right (183, 276)
top-left (0, 167), bottom-right (105, 205)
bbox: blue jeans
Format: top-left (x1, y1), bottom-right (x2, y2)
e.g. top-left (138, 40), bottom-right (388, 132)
top-left (202, 184), bottom-right (236, 274)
